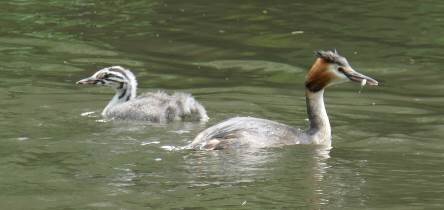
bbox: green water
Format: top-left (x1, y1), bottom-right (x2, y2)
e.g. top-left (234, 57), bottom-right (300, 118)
top-left (1, 0), bottom-right (444, 209)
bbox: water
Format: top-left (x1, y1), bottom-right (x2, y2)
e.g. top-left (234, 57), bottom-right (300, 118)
top-left (1, 0), bottom-right (444, 209)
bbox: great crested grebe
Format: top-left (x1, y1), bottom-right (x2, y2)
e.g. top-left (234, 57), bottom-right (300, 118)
top-left (188, 50), bottom-right (378, 150)
top-left (76, 66), bottom-right (209, 122)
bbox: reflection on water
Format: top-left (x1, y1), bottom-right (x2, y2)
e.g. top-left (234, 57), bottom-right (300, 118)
top-left (1, 0), bottom-right (444, 209)
top-left (180, 146), bottom-right (333, 209)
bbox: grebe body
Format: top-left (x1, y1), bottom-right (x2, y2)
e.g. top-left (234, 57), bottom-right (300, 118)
top-left (188, 50), bottom-right (378, 150)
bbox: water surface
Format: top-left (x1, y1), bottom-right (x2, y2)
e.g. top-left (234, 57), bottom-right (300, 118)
top-left (1, 0), bottom-right (444, 209)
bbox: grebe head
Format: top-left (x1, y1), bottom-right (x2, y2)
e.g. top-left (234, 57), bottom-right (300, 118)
top-left (76, 66), bottom-right (138, 91)
top-left (305, 50), bottom-right (378, 92)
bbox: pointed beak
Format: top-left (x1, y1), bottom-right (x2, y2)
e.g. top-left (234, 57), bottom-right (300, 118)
top-left (76, 77), bottom-right (97, 85)
top-left (341, 67), bottom-right (378, 86)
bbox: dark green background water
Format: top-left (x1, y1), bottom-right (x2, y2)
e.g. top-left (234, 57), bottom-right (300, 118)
top-left (1, 0), bottom-right (444, 209)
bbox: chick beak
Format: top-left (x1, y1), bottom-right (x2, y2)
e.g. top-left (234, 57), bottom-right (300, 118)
top-left (341, 67), bottom-right (378, 86)
top-left (76, 77), bottom-right (97, 85)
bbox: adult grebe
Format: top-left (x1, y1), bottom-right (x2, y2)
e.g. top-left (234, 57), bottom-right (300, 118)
top-left (76, 66), bottom-right (209, 122)
top-left (188, 50), bottom-right (378, 150)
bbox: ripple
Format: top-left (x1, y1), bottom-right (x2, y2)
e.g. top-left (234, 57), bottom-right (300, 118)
top-left (194, 59), bottom-right (303, 73)
top-left (0, 37), bottom-right (118, 56)
top-left (70, 58), bottom-right (144, 67)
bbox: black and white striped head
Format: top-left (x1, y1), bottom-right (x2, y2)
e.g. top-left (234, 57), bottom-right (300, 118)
top-left (76, 66), bottom-right (137, 95)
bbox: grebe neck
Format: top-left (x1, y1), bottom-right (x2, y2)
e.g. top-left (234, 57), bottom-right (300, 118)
top-left (102, 83), bottom-right (137, 116)
top-left (305, 89), bottom-right (331, 147)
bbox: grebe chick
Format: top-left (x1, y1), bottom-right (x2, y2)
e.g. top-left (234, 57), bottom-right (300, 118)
top-left (188, 50), bottom-right (378, 150)
top-left (76, 66), bottom-right (209, 122)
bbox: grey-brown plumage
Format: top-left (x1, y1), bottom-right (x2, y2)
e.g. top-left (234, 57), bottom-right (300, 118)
top-left (77, 66), bottom-right (209, 122)
top-left (187, 117), bottom-right (307, 150)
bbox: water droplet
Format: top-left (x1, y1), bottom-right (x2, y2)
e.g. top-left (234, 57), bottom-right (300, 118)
top-left (358, 79), bottom-right (367, 94)
top-left (361, 79), bottom-right (367, 87)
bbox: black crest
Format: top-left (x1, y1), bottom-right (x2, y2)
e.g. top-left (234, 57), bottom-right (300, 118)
top-left (315, 50), bottom-right (350, 67)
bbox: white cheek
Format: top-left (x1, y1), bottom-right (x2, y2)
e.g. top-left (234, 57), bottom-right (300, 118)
top-left (335, 71), bottom-right (348, 81)
top-left (328, 65), bottom-right (348, 83)
top-left (108, 82), bottom-right (121, 88)
top-left (104, 81), bottom-right (114, 86)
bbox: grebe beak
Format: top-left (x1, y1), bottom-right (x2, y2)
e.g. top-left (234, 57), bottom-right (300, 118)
top-left (76, 77), bottom-right (98, 85)
top-left (341, 67), bottom-right (378, 86)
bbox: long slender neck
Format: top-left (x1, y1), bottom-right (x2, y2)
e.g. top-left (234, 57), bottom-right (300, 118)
top-left (102, 83), bottom-right (136, 116)
top-left (305, 89), bottom-right (331, 147)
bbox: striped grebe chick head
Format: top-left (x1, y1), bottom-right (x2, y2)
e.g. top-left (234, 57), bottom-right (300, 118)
top-left (77, 66), bottom-right (137, 90)
top-left (77, 66), bottom-right (138, 104)
top-left (305, 50), bottom-right (378, 92)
